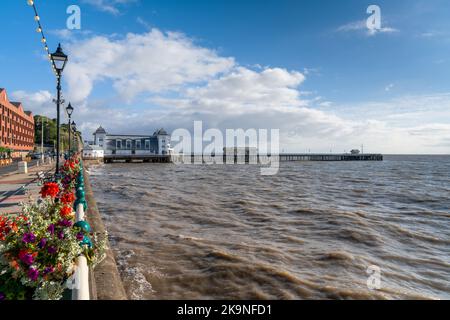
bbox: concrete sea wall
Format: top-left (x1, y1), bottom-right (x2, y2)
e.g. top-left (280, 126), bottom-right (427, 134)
top-left (83, 163), bottom-right (128, 300)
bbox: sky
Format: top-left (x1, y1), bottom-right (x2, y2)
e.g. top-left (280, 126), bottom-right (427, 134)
top-left (1, 0), bottom-right (450, 154)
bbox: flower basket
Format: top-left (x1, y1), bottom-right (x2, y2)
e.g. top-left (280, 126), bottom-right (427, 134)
top-left (0, 153), bottom-right (107, 300)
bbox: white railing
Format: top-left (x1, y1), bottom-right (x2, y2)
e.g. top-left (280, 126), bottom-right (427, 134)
top-left (71, 203), bottom-right (90, 300)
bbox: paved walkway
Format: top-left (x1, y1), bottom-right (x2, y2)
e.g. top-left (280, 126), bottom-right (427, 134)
top-left (0, 160), bottom-right (39, 177)
top-left (0, 162), bottom-right (54, 216)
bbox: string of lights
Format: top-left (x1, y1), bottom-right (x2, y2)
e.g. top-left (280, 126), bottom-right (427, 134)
top-left (27, 0), bottom-right (70, 175)
top-left (27, 0), bottom-right (58, 77)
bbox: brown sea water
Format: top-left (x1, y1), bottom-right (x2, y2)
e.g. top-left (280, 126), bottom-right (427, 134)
top-left (88, 155), bottom-right (450, 300)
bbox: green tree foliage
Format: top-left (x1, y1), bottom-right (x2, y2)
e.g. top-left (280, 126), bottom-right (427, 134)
top-left (33, 115), bottom-right (81, 152)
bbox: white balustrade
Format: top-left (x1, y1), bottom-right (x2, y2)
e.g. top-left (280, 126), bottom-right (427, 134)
top-left (71, 201), bottom-right (90, 300)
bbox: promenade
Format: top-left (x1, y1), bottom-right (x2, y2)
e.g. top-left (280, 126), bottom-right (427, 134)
top-left (0, 161), bottom-right (53, 216)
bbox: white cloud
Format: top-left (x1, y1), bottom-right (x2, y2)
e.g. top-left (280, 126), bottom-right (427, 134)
top-left (181, 67), bottom-right (306, 111)
top-left (64, 29), bottom-right (235, 102)
top-left (136, 17), bottom-right (152, 30)
top-left (385, 83), bottom-right (395, 92)
top-left (319, 101), bottom-right (332, 107)
top-left (16, 26), bottom-right (450, 154)
top-left (336, 20), bottom-right (367, 32)
top-left (418, 31), bottom-right (449, 38)
top-left (325, 93), bottom-right (450, 153)
top-left (49, 29), bottom-right (93, 41)
top-left (336, 20), bottom-right (399, 37)
top-left (10, 90), bottom-right (54, 118)
top-left (82, 0), bottom-right (138, 15)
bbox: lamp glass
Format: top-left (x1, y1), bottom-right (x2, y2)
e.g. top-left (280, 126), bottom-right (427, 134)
top-left (51, 44), bottom-right (68, 72)
top-left (66, 104), bottom-right (74, 116)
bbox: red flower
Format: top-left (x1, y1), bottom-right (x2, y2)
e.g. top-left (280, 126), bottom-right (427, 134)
top-left (59, 206), bottom-right (73, 218)
top-left (63, 160), bottom-right (76, 171)
top-left (40, 182), bottom-right (60, 199)
top-left (9, 259), bottom-right (20, 271)
top-left (60, 192), bottom-right (75, 205)
top-left (18, 215), bottom-right (28, 222)
top-left (10, 222), bottom-right (18, 233)
top-left (0, 217), bottom-right (8, 241)
top-left (0, 216), bottom-right (15, 241)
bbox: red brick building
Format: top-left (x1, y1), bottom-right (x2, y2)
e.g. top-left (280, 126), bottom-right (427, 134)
top-left (0, 88), bottom-right (35, 158)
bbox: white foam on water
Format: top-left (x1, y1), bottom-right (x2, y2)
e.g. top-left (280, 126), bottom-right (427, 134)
top-left (125, 266), bottom-right (155, 300)
top-left (116, 249), bottom-right (164, 300)
top-left (178, 234), bottom-right (205, 242)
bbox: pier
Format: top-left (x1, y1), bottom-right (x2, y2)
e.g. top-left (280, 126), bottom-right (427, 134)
top-left (102, 153), bottom-right (383, 163)
top-left (278, 153), bottom-right (383, 161)
top-left (103, 155), bottom-right (171, 163)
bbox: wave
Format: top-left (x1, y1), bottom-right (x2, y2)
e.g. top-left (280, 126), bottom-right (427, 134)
top-left (88, 157), bottom-right (450, 299)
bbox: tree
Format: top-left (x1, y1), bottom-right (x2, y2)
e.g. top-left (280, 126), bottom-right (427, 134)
top-left (34, 115), bottom-right (81, 152)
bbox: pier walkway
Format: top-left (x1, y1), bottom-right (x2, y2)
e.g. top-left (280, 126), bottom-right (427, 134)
top-left (101, 153), bottom-right (383, 164)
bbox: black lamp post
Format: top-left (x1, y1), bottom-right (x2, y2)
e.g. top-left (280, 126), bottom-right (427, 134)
top-left (66, 103), bottom-right (74, 156)
top-left (71, 121), bottom-right (77, 152)
top-left (51, 43), bottom-right (68, 175)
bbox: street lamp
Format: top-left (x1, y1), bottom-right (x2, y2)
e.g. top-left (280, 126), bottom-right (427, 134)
top-left (51, 43), bottom-right (68, 175)
top-left (66, 103), bottom-right (74, 156)
top-left (71, 121), bottom-right (77, 153)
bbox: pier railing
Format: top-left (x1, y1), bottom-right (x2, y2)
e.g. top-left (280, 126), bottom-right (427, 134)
top-left (101, 153), bottom-right (383, 164)
top-left (71, 163), bottom-right (90, 300)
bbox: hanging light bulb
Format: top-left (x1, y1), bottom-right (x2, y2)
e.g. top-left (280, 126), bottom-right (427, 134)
top-left (27, 0), bottom-right (34, 6)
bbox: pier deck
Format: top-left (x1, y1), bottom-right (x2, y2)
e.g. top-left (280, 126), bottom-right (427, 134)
top-left (102, 153), bottom-right (383, 163)
top-left (278, 153), bottom-right (383, 161)
top-left (103, 155), bottom-right (171, 163)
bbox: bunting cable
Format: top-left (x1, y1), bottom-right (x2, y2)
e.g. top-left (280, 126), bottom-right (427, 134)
top-left (27, 0), bottom-right (58, 77)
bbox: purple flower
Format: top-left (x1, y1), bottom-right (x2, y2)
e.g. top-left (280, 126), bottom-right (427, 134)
top-left (58, 219), bottom-right (73, 228)
top-left (28, 267), bottom-right (39, 281)
top-left (47, 224), bottom-right (55, 235)
top-left (47, 246), bottom-right (57, 254)
top-left (38, 238), bottom-right (47, 249)
top-left (43, 266), bottom-right (54, 275)
top-left (19, 253), bottom-right (34, 266)
top-left (0, 292), bottom-right (5, 301)
top-left (22, 233), bottom-right (36, 244)
top-left (57, 231), bottom-right (65, 240)
top-left (76, 232), bottom-right (84, 241)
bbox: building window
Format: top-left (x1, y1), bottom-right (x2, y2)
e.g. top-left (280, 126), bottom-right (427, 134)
top-left (126, 140), bottom-right (132, 149)
top-left (136, 140), bottom-right (141, 149)
top-left (145, 140), bottom-right (150, 150)
top-left (116, 140), bottom-right (122, 149)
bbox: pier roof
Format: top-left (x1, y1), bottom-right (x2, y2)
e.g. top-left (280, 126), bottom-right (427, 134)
top-left (154, 128), bottom-right (169, 136)
top-left (94, 126), bottom-right (107, 134)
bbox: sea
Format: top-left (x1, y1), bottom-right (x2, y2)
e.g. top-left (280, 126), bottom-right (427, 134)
top-left (88, 155), bottom-right (450, 300)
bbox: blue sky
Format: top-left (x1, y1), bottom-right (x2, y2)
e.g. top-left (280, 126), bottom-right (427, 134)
top-left (2, 0), bottom-right (450, 153)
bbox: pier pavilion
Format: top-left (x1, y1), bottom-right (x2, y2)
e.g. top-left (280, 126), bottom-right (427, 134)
top-left (89, 126), bottom-right (172, 158)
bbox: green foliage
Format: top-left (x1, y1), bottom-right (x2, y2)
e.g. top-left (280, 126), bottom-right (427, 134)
top-left (0, 156), bottom-right (107, 300)
top-left (33, 115), bottom-right (82, 152)
top-left (0, 147), bottom-right (12, 155)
